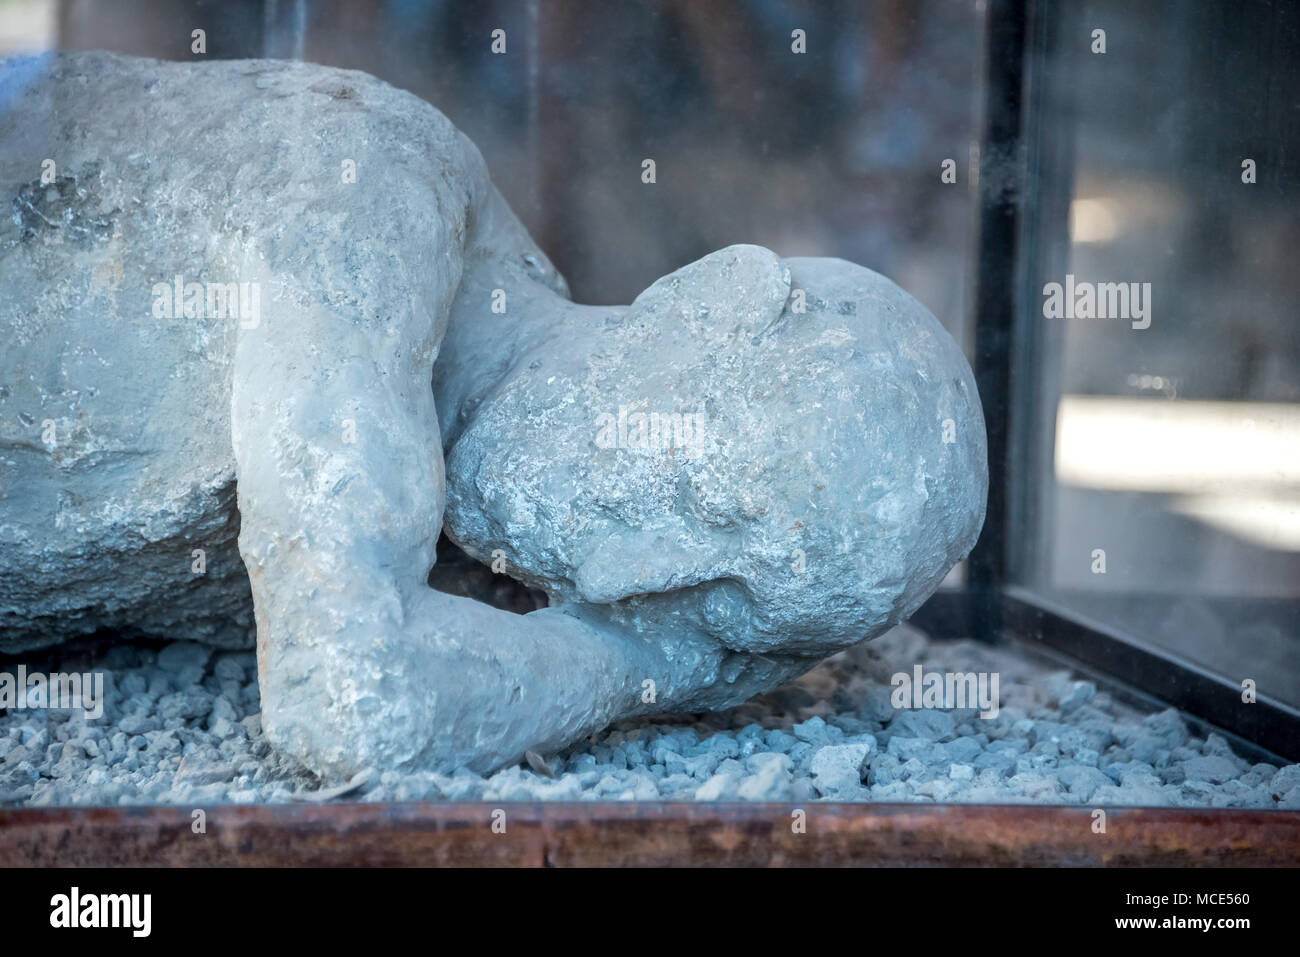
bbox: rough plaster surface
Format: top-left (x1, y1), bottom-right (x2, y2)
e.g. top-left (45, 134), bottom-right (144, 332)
top-left (0, 52), bottom-right (986, 779)
top-left (437, 246), bottom-right (987, 659)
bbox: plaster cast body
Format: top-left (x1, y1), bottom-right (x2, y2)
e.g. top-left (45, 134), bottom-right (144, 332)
top-left (0, 53), bottom-right (987, 779)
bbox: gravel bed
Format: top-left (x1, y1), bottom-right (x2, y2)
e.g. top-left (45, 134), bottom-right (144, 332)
top-left (2, 624), bottom-right (1297, 808)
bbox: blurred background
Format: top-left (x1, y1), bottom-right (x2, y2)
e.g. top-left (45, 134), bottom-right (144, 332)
top-left (1, 0), bottom-right (984, 328)
top-left (1, 0), bottom-right (1296, 703)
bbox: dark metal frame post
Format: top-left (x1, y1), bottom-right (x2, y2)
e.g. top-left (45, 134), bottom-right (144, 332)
top-left (967, 0), bottom-right (1029, 644)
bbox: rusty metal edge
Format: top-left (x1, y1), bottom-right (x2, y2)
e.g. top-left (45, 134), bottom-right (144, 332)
top-left (2, 801), bottom-right (1299, 867)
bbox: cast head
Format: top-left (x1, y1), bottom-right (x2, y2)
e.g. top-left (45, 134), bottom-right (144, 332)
top-left (443, 245), bottom-right (987, 656)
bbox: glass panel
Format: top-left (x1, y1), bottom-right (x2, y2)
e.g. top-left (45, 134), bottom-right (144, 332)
top-left (1017, 0), bottom-right (1300, 707)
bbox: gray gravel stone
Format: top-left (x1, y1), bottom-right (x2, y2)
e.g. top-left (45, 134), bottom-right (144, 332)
top-left (1057, 680), bottom-right (1096, 714)
top-left (117, 714), bottom-right (157, 736)
top-left (972, 751), bottom-right (1016, 778)
top-left (809, 742), bottom-right (872, 797)
top-left (889, 710), bottom-right (957, 742)
top-left (737, 754), bottom-right (795, 801)
top-left (175, 763), bottom-right (238, 786)
top-left (1142, 709), bottom-right (1192, 748)
top-left (943, 736), bottom-right (984, 764)
top-left (1183, 755), bottom-right (1242, 784)
top-left (1265, 765), bottom-right (1300, 796)
top-left (695, 773), bottom-right (740, 801)
top-left (1058, 765), bottom-right (1113, 801)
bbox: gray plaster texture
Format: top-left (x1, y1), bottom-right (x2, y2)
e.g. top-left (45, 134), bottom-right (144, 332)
top-left (435, 246), bottom-right (987, 661)
top-left (0, 52), bottom-right (986, 781)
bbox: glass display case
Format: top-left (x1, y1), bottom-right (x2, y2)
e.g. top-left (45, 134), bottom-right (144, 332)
top-left (960, 0), bottom-right (1300, 759)
top-left (0, 0), bottom-right (1296, 874)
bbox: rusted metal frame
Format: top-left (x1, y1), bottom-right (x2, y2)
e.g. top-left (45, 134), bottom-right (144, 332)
top-left (3, 802), bottom-right (1298, 867)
